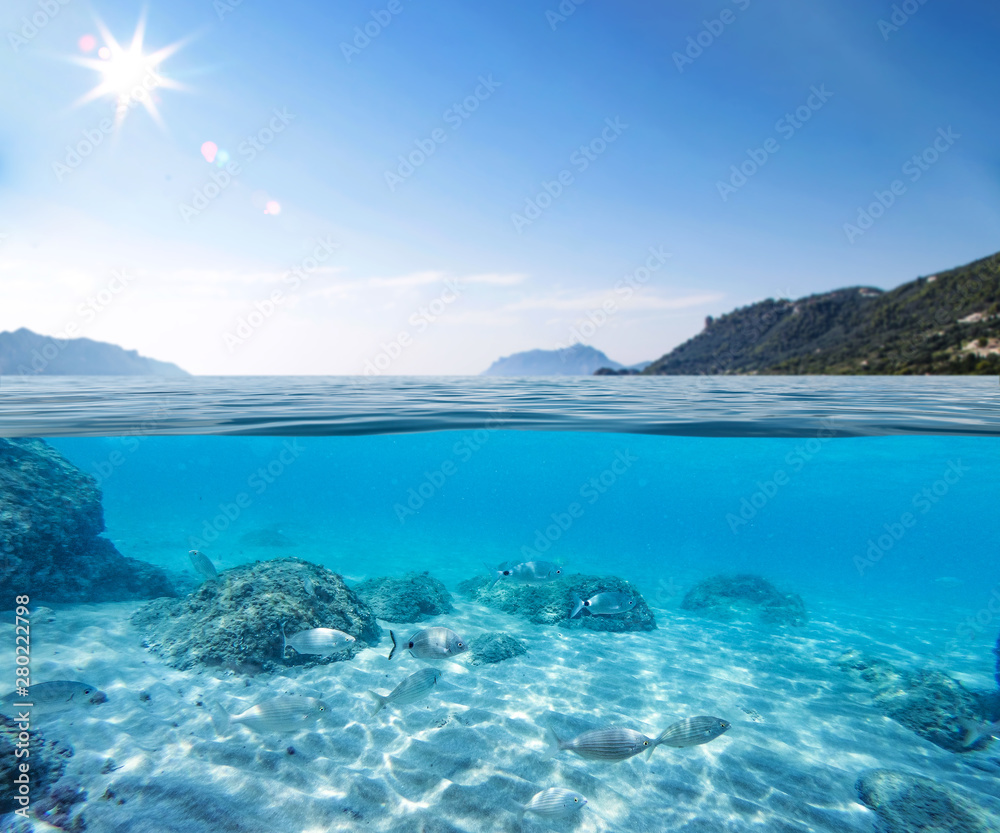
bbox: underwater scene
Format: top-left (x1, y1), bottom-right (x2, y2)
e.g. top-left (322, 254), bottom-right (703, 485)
top-left (2, 379), bottom-right (1000, 833)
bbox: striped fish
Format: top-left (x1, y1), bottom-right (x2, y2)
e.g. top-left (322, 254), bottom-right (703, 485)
top-left (1, 681), bottom-right (105, 714)
top-left (388, 627), bottom-right (467, 660)
top-left (369, 668), bottom-right (442, 715)
top-left (210, 695), bottom-right (328, 735)
top-left (517, 788), bottom-right (587, 823)
top-left (188, 549), bottom-right (218, 581)
top-left (282, 623), bottom-right (355, 657)
top-left (546, 725), bottom-right (664, 762)
top-left (657, 716), bottom-right (731, 748)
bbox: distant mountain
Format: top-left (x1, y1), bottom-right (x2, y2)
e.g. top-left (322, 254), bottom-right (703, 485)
top-left (642, 251), bottom-right (1000, 375)
top-left (482, 344), bottom-right (625, 375)
top-left (0, 328), bottom-right (189, 376)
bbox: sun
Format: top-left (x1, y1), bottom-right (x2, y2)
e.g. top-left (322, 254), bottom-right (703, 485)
top-left (73, 14), bottom-right (187, 128)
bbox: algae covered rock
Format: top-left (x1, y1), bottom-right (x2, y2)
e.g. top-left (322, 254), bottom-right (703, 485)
top-left (131, 559), bottom-right (380, 672)
top-left (856, 768), bottom-right (1000, 833)
top-left (353, 572), bottom-right (453, 622)
top-left (469, 632), bottom-right (527, 666)
top-left (1, 714), bottom-right (73, 817)
top-left (839, 650), bottom-right (994, 753)
top-left (681, 573), bottom-right (806, 626)
top-left (458, 573), bottom-right (655, 632)
top-left (0, 438), bottom-right (176, 604)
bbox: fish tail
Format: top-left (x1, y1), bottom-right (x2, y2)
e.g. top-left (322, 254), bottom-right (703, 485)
top-left (650, 726), bottom-right (674, 756)
top-left (543, 726), bottom-right (563, 760)
top-left (209, 702), bottom-right (230, 735)
top-left (515, 803), bottom-right (526, 825)
top-left (483, 563), bottom-right (501, 590)
top-left (388, 630), bottom-right (398, 661)
top-left (569, 596), bottom-right (584, 619)
top-left (368, 691), bottom-right (388, 716)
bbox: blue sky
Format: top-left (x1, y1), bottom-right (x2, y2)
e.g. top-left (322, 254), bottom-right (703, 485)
top-left (1, 0), bottom-right (998, 374)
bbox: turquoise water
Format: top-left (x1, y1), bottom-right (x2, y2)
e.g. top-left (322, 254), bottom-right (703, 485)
top-left (4, 376), bottom-right (1000, 831)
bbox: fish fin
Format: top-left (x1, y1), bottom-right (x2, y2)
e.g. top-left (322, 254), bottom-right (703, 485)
top-left (367, 691), bottom-right (388, 716)
top-left (388, 630), bottom-right (398, 661)
top-left (209, 702), bottom-right (230, 735)
top-left (569, 596), bottom-right (584, 619)
top-left (543, 726), bottom-right (563, 760)
top-left (958, 718), bottom-right (993, 748)
top-left (515, 803), bottom-right (526, 825)
top-left (645, 743), bottom-right (656, 761)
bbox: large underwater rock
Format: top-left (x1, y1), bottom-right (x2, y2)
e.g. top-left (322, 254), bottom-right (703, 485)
top-left (353, 572), bottom-right (453, 622)
top-left (131, 559), bottom-right (381, 672)
top-left (457, 573), bottom-right (655, 632)
top-left (680, 573), bottom-right (807, 626)
top-left (0, 714), bottom-right (74, 819)
top-left (839, 650), bottom-right (998, 753)
top-left (856, 769), bottom-right (1000, 833)
top-left (469, 632), bottom-right (527, 666)
top-left (0, 438), bottom-right (175, 605)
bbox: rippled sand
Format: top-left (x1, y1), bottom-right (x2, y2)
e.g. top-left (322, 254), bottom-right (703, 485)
top-left (4, 589), bottom-right (1000, 832)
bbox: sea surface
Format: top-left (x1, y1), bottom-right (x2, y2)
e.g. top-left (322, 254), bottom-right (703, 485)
top-left (2, 375), bottom-right (999, 832)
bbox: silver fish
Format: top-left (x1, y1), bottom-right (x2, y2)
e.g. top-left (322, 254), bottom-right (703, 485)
top-left (517, 788), bottom-right (587, 822)
top-left (546, 725), bottom-right (671, 762)
top-left (281, 623), bottom-right (355, 657)
top-left (1, 681), bottom-right (105, 714)
top-left (369, 668), bottom-right (442, 715)
top-left (570, 591), bottom-right (636, 618)
top-left (211, 695), bottom-right (328, 734)
top-left (657, 716), bottom-right (731, 748)
top-left (488, 560), bottom-right (563, 589)
top-left (188, 549), bottom-right (218, 581)
top-left (304, 576), bottom-right (316, 596)
top-left (388, 627), bottom-right (467, 661)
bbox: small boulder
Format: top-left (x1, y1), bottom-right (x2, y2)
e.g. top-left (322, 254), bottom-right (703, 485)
top-left (856, 768), bottom-right (1000, 832)
top-left (458, 573), bottom-right (655, 632)
top-left (353, 572), bottom-right (453, 622)
top-left (839, 650), bottom-right (995, 753)
top-left (131, 559), bottom-right (380, 672)
top-left (681, 573), bottom-right (806, 626)
top-left (469, 632), bottom-right (527, 666)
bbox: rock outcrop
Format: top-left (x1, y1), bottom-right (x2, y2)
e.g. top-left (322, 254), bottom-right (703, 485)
top-left (0, 439), bottom-right (175, 604)
top-left (353, 572), bottom-right (454, 622)
top-left (681, 574), bottom-right (807, 626)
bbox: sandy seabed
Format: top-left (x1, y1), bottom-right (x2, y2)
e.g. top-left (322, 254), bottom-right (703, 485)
top-left (3, 586), bottom-right (1000, 833)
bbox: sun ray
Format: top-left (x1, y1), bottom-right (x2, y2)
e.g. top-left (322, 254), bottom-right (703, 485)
top-left (69, 13), bottom-right (189, 129)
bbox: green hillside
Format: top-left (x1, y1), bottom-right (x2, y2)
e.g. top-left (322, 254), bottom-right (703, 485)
top-left (643, 252), bottom-right (1000, 375)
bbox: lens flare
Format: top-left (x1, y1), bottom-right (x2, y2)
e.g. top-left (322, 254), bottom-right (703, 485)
top-left (264, 201), bottom-right (282, 215)
top-left (79, 34), bottom-right (97, 52)
top-left (201, 141), bottom-right (218, 163)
